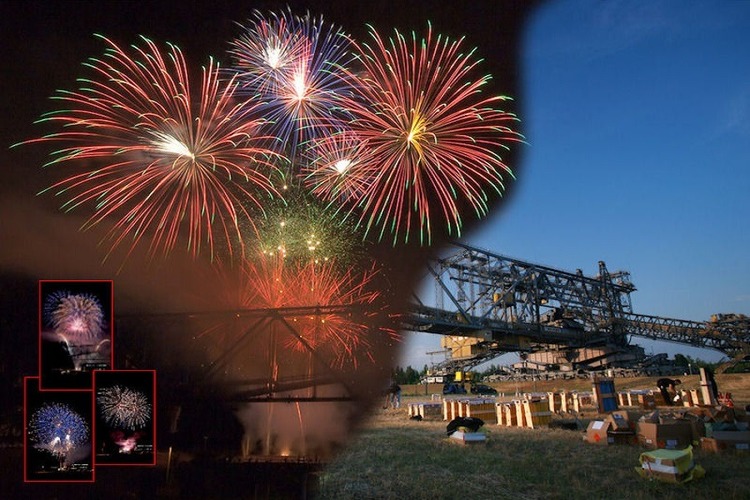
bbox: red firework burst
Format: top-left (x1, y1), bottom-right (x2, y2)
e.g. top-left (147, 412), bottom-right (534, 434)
top-left (24, 35), bottom-right (282, 261)
top-left (240, 255), bottom-right (394, 368)
top-left (310, 23), bottom-right (523, 245)
top-left (302, 130), bottom-right (375, 203)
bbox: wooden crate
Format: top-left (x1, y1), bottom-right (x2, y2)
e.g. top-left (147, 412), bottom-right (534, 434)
top-left (450, 400), bottom-right (460, 420)
top-left (617, 392), bottom-right (627, 407)
top-left (496, 403), bottom-right (505, 426)
top-left (504, 403), bottom-right (518, 427)
top-left (548, 392), bottom-right (562, 413)
top-left (523, 399), bottom-right (552, 429)
top-left (465, 402), bottom-right (497, 424)
top-left (418, 403), bottom-right (443, 420)
top-left (571, 393), bottom-right (581, 413)
top-left (513, 400), bottom-right (527, 428)
top-left (690, 389), bottom-right (700, 406)
top-left (407, 402), bottom-right (419, 417)
top-left (636, 393), bottom-right (656, 410)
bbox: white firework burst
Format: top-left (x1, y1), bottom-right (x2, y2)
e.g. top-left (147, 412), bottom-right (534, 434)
top-left (46, 292), bottom-right (105, 340)
top-left (97, 385), bottom-right (152, 430)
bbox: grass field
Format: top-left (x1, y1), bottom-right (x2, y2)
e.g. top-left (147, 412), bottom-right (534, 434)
top-left (315, 374), bottom-right (750, 500)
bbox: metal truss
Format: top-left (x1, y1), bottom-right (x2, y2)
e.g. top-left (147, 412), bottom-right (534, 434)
top-left (118, 304), bottom-right (371, 403)
top-left (403, 242), bottom-right (750, 369)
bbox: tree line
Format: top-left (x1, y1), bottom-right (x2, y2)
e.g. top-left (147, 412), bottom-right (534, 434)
top-left (392, 365), bottom-right (429, 385)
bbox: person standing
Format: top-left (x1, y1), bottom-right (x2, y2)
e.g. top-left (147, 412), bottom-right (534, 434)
top-left (389, 381), bottom-right (402, 409)
top-left (656, 377), bottom-right (681, 406)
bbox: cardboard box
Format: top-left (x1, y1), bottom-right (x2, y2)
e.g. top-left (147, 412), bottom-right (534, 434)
top-left (626, 391), bottom-right (657, 410)
top-left (606, 410), bottom-right (639, 431)
top-left (681, 415), bottom-right (707, 444)
top-left (700, 437), bottom-right (721, 453)
top-left (637, 420), bottom-right (693, 449)
top-left (637, 446), bottom-right (703, 483)
top-left (711, 430), bottom-right (750, 451)
top-left (685, 406), bottom-right (717, 421)
top-left (449, 431), bottom-right (487, 445)
top-left (585, 420), bottom-right (611, 445)
top-left (607, 429), bottom-right (637, 445)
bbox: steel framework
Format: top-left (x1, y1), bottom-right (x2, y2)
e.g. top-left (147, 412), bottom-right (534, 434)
top-left (118, 304), bottom-right (371, 403)
top-left (403, 242), bottom-right (750, 372)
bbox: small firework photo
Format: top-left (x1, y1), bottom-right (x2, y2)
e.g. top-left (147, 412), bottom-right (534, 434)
top-left (39, 280), bottom-right (113, 390)
top-left (24, 378), bottom-right (94, 482)
top-left (94, 370), bottom-right (156, 465)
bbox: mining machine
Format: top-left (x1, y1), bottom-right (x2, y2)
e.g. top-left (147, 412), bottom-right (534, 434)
top-left (403, 243), bottom-right (750, 375)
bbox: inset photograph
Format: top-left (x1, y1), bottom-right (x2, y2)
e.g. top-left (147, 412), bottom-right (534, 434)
top-left (94, 370), bottom-right (156, 465)
top-left (24, 377), bottom-right (94, 482)
top-left (39, 280), bottom-right (113, 390)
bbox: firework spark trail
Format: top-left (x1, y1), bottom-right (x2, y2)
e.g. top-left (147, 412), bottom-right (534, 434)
top-left (302, 130), bottom-right (375, 203)
top-left (229, 9), bottom-right (359, 156)
top-left (240, 256), bottom-right (396, 368)
top-left (251, 189), bottom-right (364, 266)
top-left (229, 10), bottom-right (307, 96)
top-left (23, 34), bottom-right (283, 261)
top-left (97, 385), bottom-right (152, 430)
top-left (29, 403), bottom-right (90, 460)
top-left (44, 291), bottom-right (105, 340)
top-left (285, 261), bottom-right (376, 360)
top-left (314, 23), bottom-right (523, 245)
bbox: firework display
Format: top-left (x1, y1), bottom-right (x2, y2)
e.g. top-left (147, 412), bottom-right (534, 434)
top-left (26, 35), bottom-right (282, 260)
top-left (20, 7), bottom-right (522, 471)
top-left (29, 402), bottom-right (90, 460)
top-left (44, 291), bottom-right (105, 340)
top-left (329, 23), bottom-right (523, 245)
top-left (194, 254), bottom-right (399, 373)
top-left (229, 9), bottom-right (358, 154)
top-left (112, 431), bottom-right (142, 454)
top-left (97, 385), bottom-right (152, 431)
top-left (91, 370), bottom-right (156, 465)
top-left (251, 189), bottom-right (363, 265)
top-left (302, 130), bottom-right (375, 204)
top-left (39, 281), bottom-right (113, 390)
top-left (25, 9), bottom-right (521, 258)
top-left (229, 10), bottom-right (307, 98)
top-left (279, 260), bottom-right (385, 367)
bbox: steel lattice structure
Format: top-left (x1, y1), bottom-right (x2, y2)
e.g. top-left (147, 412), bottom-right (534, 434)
top-left (403, 242), bottom-right (750, 372)
top-left (118, 304), bottom-right (374, 403)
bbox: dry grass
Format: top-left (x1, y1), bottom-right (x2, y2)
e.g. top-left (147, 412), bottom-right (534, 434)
top-left (315, 375), bottom-right (750, 500)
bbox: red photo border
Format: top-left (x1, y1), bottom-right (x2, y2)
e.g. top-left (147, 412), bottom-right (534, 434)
top-left (38, 280), bottom-right (114, 391)
top-left (93, 369), bottom-right (158, 467)
top-left (23, 376), bottom-right (96, 483)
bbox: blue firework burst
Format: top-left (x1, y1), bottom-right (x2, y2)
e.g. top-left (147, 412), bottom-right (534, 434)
top-left (29, 402), bottom-right (90, 458)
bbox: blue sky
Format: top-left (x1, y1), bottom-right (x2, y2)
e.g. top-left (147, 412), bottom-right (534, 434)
top-left (401, 0), bottom-right (750, 369)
